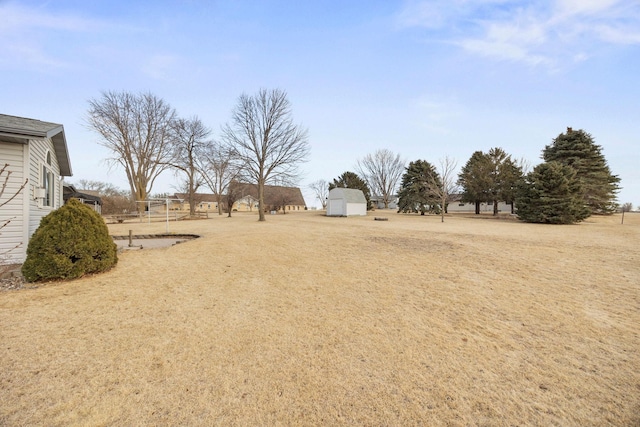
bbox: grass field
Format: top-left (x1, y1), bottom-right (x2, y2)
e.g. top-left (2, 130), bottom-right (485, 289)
top-left (1, 211), bottom-right (639, 426)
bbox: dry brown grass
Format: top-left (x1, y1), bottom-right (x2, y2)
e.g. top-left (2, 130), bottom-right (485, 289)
top-left (1, 211), bottom-right (639, 426)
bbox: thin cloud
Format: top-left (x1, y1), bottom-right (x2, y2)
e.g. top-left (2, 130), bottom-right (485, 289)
top-left (0, 2), bottom-right (130, 70)
top-left (397, 0), bottom-right (640, 68)
top-left (0, 2), bottom-right (108, 33)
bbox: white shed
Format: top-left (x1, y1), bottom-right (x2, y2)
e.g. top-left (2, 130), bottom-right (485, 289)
top-left (326, 188), bottom-right (367, 217)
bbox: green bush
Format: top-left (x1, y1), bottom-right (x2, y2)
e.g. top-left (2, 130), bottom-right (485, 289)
top-left (22, 199), bottom-right (118, 282)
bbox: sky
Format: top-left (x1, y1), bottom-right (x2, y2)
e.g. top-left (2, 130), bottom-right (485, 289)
top-left (2, 0), bottom-right (639, 208)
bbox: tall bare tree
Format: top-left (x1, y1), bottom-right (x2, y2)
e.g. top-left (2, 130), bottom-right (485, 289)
top-left (86, 91), bottom-right (177, 209)
top-left (222, 88), bottom-right (310, 221)
top-left (430, 156), bottom-right (459, 223)
top-left (356, 149), bottom-right (405, 209)
top-left (198, 141), bottom-right (241, 216)
top-left (308, 179), bottom-right (329, 209)
top-left (170, 116), bottom-right (211, 216)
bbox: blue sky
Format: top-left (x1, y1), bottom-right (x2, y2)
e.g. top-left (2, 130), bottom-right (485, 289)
top-left (2, 0), bottom-right (639, 208)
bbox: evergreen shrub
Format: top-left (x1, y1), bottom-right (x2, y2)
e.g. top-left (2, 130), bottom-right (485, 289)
top-left (22, 198), bottom-right (117, 282)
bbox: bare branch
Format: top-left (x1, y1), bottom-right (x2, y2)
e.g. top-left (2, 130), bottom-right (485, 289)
top-left (86, 91), bottom-right (177, 207)
top-left (308, 179), bottom-right (329, 209)
top-left (169, 116), bottom-right (211, 216)
top-left (0, 164), bottom-right (28, 209)
top-left (197, 141), bottom-right (242, 215)
top-left (356, 149), bottom-right (405, 209)
top-left (222, 88), bottom-right (310, 221)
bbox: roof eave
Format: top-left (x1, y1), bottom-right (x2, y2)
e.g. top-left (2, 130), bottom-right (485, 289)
top-left (51, 129), bottom-right (72, 177)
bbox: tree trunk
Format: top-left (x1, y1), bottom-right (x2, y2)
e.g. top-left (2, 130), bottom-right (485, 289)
top-left (258, 180), bottom-right (266, 221)
top-left (493, 200), bottom-right (499, 216)
top-left (475, 201), bottom-right (480, 215)
top-left (217, 197), bottom-right (223, 215)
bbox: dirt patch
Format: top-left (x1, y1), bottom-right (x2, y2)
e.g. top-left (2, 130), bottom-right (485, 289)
top-left (111, 233), bottom-right (199, 250)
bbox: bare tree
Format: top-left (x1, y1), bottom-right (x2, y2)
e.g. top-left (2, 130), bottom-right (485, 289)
top-left (1, 164), bottom-right (28, 270)
top-left (356, 149), bottom-right (405, 209)
top-left (198, 141), bottom-right (241, 216)
top-left (222, 88), bottom-right (310, 221)
top-left (225, 181), bottom-right (243, 218)
top-left (430, 156), bottom-right (459, 223)
top-left (86, 91), bottom-right (177, 209)
top-left (308, 179), bottom-right (329, 209)
top-left (170, 116), bottom-right (211, 216)
top-left (621, 202), bottom-right (633, 224)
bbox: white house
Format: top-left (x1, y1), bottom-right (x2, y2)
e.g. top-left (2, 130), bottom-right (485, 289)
top-left (326, 188), bottom-right (367, 217)
top-left (446, 194), bottom-right (513, 214)
top-left (0, 114), bottom-right (72, 264)
top-left (370, 194), bottom-right (398, 210)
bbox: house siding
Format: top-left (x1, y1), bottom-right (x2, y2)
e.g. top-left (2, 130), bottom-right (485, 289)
top-left (447, 201), bottom-right (512, 213)
top-left (0, 142), bottom-right (27, 263)
top-left (27, 137), bottom-right (62, 238)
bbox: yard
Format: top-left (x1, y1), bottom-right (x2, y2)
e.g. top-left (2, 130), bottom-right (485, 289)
top-left (1, 211), bottom-right (639, 426)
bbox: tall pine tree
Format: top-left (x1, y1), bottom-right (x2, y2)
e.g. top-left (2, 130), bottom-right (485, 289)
top-left (543, 128), bottom-right (620, 214)
top-left (397, 160), bottom-right (441, 215)
top-left (457, 151), bottom-right (492, 214)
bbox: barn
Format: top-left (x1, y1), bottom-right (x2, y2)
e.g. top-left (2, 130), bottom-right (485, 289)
top-left (326, 188), bottom-right (367, 217)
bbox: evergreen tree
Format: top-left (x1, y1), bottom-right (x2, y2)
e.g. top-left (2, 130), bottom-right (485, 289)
top-left (329, 171), bottom-right (372, 209)
top-left (457, 151), bottom-right (492, 214)
top-left (543, 128), bottom-right (620, 214)
top-left (458, 148), bottom-right (521, 215)
top-left (501, 159), bottom-right (524, 214)
top-left (486, 148), bottom-right (523, 215)
top-left (516, 161), bottom-right (590, 224)
top-left (397, 160), bottom-right (441, 215)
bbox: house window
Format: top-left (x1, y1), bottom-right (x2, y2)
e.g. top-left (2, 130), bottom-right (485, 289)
top-left (41, 163), bottom-right (54, 207)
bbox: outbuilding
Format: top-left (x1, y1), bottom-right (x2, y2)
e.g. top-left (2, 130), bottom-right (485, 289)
top-left (326, 188), bottom-right (367, 217)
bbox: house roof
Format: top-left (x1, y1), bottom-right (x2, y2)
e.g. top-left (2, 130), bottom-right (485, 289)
top-left (0, 114), bottom-right (72, 176)
top-left (173, 193), bottom-right (220, 203)
top-left (328, 187), bottom-right (366, 203)
top-left (63, 184), bottom-right (102, 205)
top-left (173, 185), bottom-right (306, 207)
top-left (234, 183), bottom-right (306, 207)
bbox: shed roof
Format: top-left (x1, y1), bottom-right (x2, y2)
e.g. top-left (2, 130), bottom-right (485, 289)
top-left (0, 114), bottom-right (72, 176)
top-left (329, 187), bottom-right (366, 203)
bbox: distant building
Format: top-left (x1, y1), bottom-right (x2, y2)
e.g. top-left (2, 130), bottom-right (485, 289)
top-left (172, 184), bottom-right (306, 213)
top-left (63, 184), bottom-right (102, 214)
top-left (446, 193), bottom-right (512, 213)
top-left (370, 194), bottom-right (398, 210)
